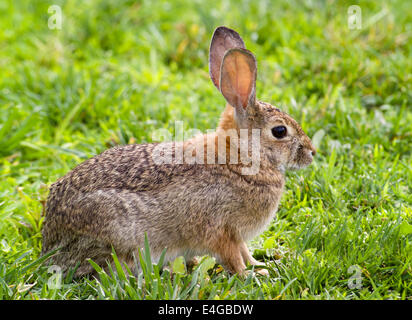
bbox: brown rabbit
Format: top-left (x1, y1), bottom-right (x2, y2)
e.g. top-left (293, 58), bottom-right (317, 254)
top-left (41, 26), bottom-right (316, 277)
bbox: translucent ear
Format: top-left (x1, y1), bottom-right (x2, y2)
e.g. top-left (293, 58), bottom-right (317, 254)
top-left (209, 26), bottom-right (245, 90)
top-left (219, 48), bottom-right (257, 110)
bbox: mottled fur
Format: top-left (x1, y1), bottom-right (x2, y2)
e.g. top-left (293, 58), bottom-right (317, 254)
top-left (41, 26), bottom-right (315, 277)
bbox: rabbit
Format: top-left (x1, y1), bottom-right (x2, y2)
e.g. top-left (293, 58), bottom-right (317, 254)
top-left (41, 26), bottom-right (316, 277)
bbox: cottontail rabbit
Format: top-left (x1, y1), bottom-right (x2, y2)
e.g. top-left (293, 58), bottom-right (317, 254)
top-left (42, 26), bottom-right (315, 277)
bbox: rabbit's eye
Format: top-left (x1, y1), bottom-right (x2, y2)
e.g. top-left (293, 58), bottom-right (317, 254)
top-left (272, 126), bottom-right (287, 139)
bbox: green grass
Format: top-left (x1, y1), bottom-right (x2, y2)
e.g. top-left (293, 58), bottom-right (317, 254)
top-left (0, 0), bottom-right (411, 300)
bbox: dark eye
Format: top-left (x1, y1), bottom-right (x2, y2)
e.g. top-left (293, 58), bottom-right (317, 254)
top-left (271, 126), bottom-right (287, 139)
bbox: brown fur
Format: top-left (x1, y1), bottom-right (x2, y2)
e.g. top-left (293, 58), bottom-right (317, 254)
top-left (41, 26), bottom-right (315, 277)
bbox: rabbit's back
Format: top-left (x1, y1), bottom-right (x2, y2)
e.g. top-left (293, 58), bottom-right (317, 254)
top-left (49, 143), bottom-right (186, 194)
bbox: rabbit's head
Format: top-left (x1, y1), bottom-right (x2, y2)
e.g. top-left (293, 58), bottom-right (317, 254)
top-left (209, 26), bottom-right (315, 172)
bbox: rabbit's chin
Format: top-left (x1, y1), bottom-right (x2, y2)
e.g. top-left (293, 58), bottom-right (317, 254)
top-left (286, 160), bottom-right (313, 171)
top-left (286, 164), bottom-right (306, 171)
top-left (275, 162), bottom-right (307, 174)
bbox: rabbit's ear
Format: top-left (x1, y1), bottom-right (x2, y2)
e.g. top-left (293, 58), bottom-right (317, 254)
top-left (219, 48), bottom-right (257, 111)
top-left (209, 26), bottom-right (245, 90)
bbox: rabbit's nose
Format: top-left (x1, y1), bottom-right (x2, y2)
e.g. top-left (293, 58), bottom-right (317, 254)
top-left (311, 149), bottom-right (316, 157)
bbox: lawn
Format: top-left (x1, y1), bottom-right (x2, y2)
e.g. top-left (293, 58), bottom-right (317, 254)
top-left (0, 0), bottom-right (411, 300)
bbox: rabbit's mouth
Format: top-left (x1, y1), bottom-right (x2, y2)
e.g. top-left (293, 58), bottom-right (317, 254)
top-left (287, 146), bottom-right (314, 170)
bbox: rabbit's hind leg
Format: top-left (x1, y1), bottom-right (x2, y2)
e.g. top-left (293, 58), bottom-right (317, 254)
top-left (50, 235), bottom-right (113, 278)
top-left (43, 188), bottom-right (156, 277)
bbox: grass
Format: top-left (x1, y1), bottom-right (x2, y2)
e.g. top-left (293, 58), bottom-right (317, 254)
top-left (0, 0), bottom-right (411, 300)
